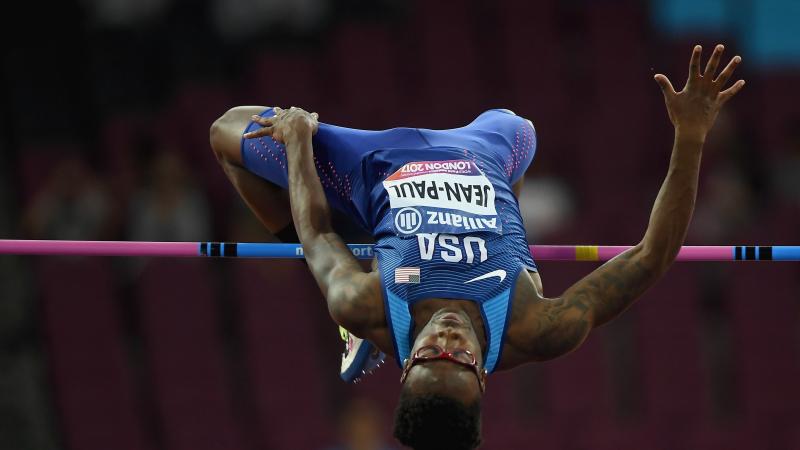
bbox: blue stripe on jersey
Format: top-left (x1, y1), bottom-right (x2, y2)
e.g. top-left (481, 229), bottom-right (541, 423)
top-left (386, 291), bottom-right (413, 363)
top-left (481, 290), bottom-right (512, 372)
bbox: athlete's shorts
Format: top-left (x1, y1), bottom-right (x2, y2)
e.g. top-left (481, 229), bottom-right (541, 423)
top-left (241, 108), bottom-right (536, 232)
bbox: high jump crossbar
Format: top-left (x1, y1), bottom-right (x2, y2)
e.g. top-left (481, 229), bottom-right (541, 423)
top-left (0, 240), bottom-right (798, 261)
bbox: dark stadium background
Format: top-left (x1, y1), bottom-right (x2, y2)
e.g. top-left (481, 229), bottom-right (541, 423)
top-left (0, 0), bottom-right (798, 449)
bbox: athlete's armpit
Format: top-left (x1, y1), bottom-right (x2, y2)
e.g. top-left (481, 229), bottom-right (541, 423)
top-left (520, 246), bottom-right (657, 361)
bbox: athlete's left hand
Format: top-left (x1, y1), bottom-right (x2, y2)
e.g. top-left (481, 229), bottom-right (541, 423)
top-left (244, 106), bottom-right (319, 143)
top-left (654, 44), bottom-right (745, 140)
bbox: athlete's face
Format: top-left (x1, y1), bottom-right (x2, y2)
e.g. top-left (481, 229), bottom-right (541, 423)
top-left (402, 308), bottom-right (487, 403)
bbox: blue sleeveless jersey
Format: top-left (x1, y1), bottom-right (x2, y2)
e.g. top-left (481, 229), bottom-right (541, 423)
top-left (242, 108), bottom-right (537, 373)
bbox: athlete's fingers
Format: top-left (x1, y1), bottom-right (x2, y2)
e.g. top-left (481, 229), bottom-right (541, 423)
top-left (718, 79), bottom-right (745, 105)
top-left (250, 115), bottom-right (275, 127)
top-left (703, 44), bottom-right (724, 79)
top-left (243, 125), bottom-right (273, 139)
top-left (654, 74), bottom-right (676, 98)
top-left (714, 55), bottom-right (741, 88)
top-left (687, 45), bottom-right (702, 84)
top-left (311, 112), bottom-right (319, 121)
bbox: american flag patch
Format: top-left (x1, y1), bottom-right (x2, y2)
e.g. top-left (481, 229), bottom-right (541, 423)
top-left (395, 267), bottom-right (420, 284)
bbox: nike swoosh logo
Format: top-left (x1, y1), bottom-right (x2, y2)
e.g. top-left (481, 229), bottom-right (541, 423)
top-left (465, 269), bottom-right (507, 284)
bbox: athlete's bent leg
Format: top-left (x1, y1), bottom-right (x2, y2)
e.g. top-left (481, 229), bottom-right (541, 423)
top-left (212, 107), bottom-right (384, 383)
top-left (210, 106), bottom-right (293, 234)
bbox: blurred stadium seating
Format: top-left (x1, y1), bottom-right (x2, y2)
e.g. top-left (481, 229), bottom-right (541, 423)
top-left (1, 0), bottom-right (798, 449)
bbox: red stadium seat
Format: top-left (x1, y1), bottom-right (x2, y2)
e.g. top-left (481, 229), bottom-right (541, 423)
top-left (545, 331), bottom-right (611, 413)
top-left (494, 0), bottom-right (567, 140)
top-left (638, 267), bottom-right (706, 417)
top-left (39, 258), bottom-right (154, 450)
top-left (243, 52), bottom-right (323, 116)
top-left (727, 264), bottom-right (800, 441)
top-left (154, 83), bottom-right (234, 214)
top-left (577, 423), bottom-right (655, 450)
top-left (756, 74), bottom-right (799, 156)
top-left (530, 263), bottom-right (615, 444)
top-left (581, 2), bottom-right (657, 207)
top-left (765, 204), bottom-right (800, 243)
top-left (689, 425), bottom-right (767, 450)
top-left (584, 2), bottom-right (650, 85)
top-left (482, 364), bottom-right (562, 448)
top-left (483, 421), bottom-right (561, 449)
top-left (327, 23), bottom-right (402, 128)
top-left (409, 0), bottom-right (482, 127)
top-left (232, 260), bottom-right (334, 449)
top-left (137, 259), bottom-right (246, 450)
top-left (18, 146), bottom-right (81, 203)
top-left (635, 267), bottom-right (707, 445)
top-left (98, 114), bottom-right (147, 200)
top-left (480, 369), bottom-right (524, 425)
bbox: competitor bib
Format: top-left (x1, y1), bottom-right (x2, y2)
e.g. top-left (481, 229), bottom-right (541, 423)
top-left (382, 159), bottom-right (501, 236)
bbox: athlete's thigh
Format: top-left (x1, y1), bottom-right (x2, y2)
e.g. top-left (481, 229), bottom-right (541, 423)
top-left (211, 105), bottom-right (270, 166)
top-left (211, 105), bottom-right (296, 233)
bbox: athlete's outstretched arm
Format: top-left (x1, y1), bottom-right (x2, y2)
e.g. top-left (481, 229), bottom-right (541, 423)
top-left (246, 107), bottom-right (383, 335)
top-left (523, 45), bottom-right (745, 360)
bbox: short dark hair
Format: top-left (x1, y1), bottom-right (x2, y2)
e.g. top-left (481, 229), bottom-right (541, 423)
top-left (393, 389), bottom-right (482, 450)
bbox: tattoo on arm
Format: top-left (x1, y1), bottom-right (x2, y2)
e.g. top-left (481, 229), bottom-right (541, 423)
top-left (527, 247), bottom-right (657, 360)
top-left (570, 249), bottom-right (656, 326)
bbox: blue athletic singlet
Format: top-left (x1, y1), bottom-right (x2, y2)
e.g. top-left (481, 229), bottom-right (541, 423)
top-left (242, 108), bottom-right (537, 373)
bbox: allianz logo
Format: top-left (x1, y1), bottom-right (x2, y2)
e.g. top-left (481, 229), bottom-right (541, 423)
top-left (426, 211), bottom-right (497, 230)
top-left (395, 207), bottom-right (498, 234)
top-left (395, 207), bottom-right (423, 234)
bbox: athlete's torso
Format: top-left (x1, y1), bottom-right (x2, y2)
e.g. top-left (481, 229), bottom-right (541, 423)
top-left (341, 110), bottom-right (538, 373)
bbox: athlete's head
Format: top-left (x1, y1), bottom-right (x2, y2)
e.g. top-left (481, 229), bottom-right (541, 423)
top-left (393, 308), bottom-right (486, 450)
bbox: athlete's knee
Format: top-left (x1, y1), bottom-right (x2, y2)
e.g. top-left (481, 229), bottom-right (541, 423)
top-left (210, 107), bottom-right (242, 165)
top-left (211, 106), bottom-right (268, 166)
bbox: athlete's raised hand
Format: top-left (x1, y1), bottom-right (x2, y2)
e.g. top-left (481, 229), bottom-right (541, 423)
top-left (244, 106), bottom-right (319, 143)
top-left (654, 44), bottom-right (745, 139)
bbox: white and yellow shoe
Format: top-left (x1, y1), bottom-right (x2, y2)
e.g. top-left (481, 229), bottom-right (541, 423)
top-left (339, 326), bottom-right (385, 383)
